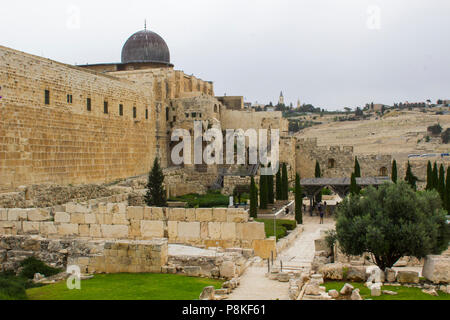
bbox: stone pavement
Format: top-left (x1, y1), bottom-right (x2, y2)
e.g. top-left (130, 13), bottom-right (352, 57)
top-left (227, 215), bottom-right (335, 300)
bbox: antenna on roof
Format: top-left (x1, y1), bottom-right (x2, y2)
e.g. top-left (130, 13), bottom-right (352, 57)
top-left (144, 19), bottom-right (147, 30)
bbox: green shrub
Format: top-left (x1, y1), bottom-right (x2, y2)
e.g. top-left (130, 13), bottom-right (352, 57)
top-left (0, 277), bottom-right (28, 300)
top-left (19, 257), bottom-right (62, 280)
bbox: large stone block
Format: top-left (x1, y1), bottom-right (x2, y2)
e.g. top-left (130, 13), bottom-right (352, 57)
top-left (0, 209), bottom-right (7, 221)
top-left (22, 221), bottom-right (40, 233)
top-left (168, 208), bottom-right (186, 221)
top-left (168, 221), bottom-right (178, 239)
top-left (151, 207), bottom-right (164, 220)
top-left (221, 223), bottom-right (236, 240)
top-left (422, 255), bottom-right (450, 284)
top-left (65, 202), bottom-right (89, 213)
top-left (8, 209), bottom-right (28, 221)
top-left (127, 207), bottom-right (144, 220)
top-left (208, 222), bottom-right (222, 239)
top-left (319, 263), bottom-right (344, 280)
top-left (140, 221), bottom-right (164, 238)
top-left (71, 213), bottom-right (85, 224)
top-left (178, 222), bottom-right (200, 239)
top-left (90, 224), bottom-right (102, 238)
top-left (84, 214), bottom-right (97, 224)
top-left (220, 261), bottom-right (236, 279)
top-left (226, 209), bottom-right (248, 223)
top-left (112, 214), bottom-right (130, 225)
top-left (195, 208), bottom-right (213, 222)
top-left (252, 238), bottom-right (276, 259)
top-left (40, 222), bottom-right (57, 235)
top-left (185, 209), bottom-right (196, 222)
top-left (54, 212), bottom-right (70, 223)
top-left (238, 222), bottom-right (266, 240)
top-left (27, 209), bottom-right (51, 221)
top-left (79, 224), bottom-right (90, 237)
top-left (396, 270), bottom-right (419, 284)
top-left (101, 225), bottom-right (128, 238)
top-left (212, 208), bottom-right (228, 222)
top-left (58, 223), bottom-right (79, 236)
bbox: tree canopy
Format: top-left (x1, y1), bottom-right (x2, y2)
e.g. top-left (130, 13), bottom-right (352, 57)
top-left (145, 158), bottom-right (167, 207)
top-left (336, 182), bottom-right (449, 270)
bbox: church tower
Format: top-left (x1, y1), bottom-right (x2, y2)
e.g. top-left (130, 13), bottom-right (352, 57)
top-left (278, 91), bottom-right (284, 105)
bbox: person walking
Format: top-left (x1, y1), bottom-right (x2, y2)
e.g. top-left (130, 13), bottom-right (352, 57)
top-left (319, 203), bottom-right (324, 224)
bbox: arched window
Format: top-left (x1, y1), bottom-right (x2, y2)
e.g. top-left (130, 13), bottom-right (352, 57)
top-left (379, 167), bottom-right (388, 176)
top-left (328, 158), bottom-right (336, 169)
top-left (166, 107), bottom-right (169, 121)
top-left (214, 104), bottom-right (218, 113)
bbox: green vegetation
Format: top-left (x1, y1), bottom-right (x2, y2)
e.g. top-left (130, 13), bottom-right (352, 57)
top-left (294, 173), bottom-right (303, 224)
top-left (391, 160), bottom-right (397, 183)
top-left (145, 157), bottom-right (167, 207)
top-left (169, 190), bottom-right (229, 208)
top-left (354, 157), bottom-right (361, 178)
top-left (324, 281), bottom-right (450, 300)
top-left (255, 219), bottom-right (297, 241)
top-left (249, 176), bottom-right (258, 218)
top-left (405, 161), bottom-right (418, 190)
top-left (281, 163), bottom-right (289, 200)
top-left (276, 170), bottom-right (282, 200)
top-left (19, 256), bottom-right (62, 280)
top-left (336, 182), bottom-right (449, 270)
top-left (268, 174), bottom-right (275, 205)
top-left (26, 273), bottom-right (223, 300)
top-left (0, 257), bottom-right (59, 300)
top-left (315, 161), bottom-right (322, 203)
top-left (350, 173), bottom-right (359, 195)
top-left (259, 174), bottom-right (268, 210)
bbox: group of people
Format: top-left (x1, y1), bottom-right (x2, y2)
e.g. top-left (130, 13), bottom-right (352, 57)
top-left (303, 201), bottom-right (329, 224)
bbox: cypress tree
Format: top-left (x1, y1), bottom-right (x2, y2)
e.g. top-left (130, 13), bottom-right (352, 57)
top-left (145, 157), bottom-right (167, 207)
top-left (445, 167), bottom-right (450, 213)
top-left (276, 170), bottom-right (282, 200)
top-left (350, 172), bottom-right (359, 195)
top-left (315, 161), bottom-right (321, 178)
top-left (391, 160), bottom-right (398, 183)
top-left (259, 175), bottom-right (268, 209)
top-left (314, 161), bottom-right (322, 203)
top-left (438, 164), bottom-right (445, 203)
top-left (268, 174), bottom-right (275, 204)
top-left (281, 163), bottom-right (289, 200)
top-left (426, 161), bottom-right (433, 190)
top-left (249, 177), bottom-right (258, 218)
top-left (354, 157), bottom-right (361, 178)
top-left (432, 162), bottom-right (438, 190)
top-left (294, 173), bottom-right (303, 224)
top-left (405, 161), bottom-right (418, 190)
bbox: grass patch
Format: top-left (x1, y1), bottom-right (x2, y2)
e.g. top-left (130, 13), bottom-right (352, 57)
top-left (26, 273), bottom-right (223, 300)
top-left (324, 281), bottom-right (450, 300)
top-left (169, 191), bottom-right (229, 208)
top-left (255, 219), bottom-right (297, 241)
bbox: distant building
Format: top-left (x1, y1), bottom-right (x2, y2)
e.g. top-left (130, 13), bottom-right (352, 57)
top-left (278, 91), bottom-right (284, 105)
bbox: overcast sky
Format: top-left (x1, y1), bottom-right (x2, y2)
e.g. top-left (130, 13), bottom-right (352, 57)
top-left (1, 0), bottom-right (449, 110)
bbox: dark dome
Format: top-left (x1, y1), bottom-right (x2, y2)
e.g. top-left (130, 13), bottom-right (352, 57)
top-left (121, 29), bottom-right (170, 65)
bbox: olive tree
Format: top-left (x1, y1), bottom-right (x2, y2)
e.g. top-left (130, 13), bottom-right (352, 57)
top-left (336, 181), bottom-right (449, 270)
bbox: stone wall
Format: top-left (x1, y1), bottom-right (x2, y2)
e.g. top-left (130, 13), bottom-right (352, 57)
top-left (0, 45), bottom-right (156, 192)
top-left (296, 138), bottom-right (392, 179)
top-left (0, 234), bottom-right (168, 274)
top-left (0, 204), bottom-right (267, 251)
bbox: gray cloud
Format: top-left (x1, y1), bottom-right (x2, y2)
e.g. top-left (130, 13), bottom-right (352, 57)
top-left (1, 0), bottom-right (449, 110)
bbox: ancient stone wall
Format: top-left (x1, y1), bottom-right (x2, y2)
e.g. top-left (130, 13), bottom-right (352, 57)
top-left (0, 234), bottom-right (168, 274)
top-left (296, 138), bottom-right (392, 179)
top-left (0, 203), bottom-right (266, 250)
top-left (0, 46), bottom-right (157, 192)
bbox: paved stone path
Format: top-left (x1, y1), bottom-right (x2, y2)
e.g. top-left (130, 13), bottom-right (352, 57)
top-left (227, 216), bottom-right (335, 300)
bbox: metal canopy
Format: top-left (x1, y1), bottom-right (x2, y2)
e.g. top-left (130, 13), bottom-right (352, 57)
top-left (300, 177), bottom-right (392, 198)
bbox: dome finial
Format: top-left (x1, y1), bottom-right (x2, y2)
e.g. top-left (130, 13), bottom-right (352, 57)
top-left (144, 19), bottom-right (147, 30)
